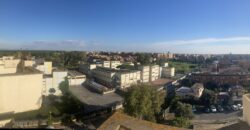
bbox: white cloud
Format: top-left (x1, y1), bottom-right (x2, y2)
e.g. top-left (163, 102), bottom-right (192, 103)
top-left (152, 36), bottom-right (250, 47)
top-left (149, 36), bottom-right (250, 54)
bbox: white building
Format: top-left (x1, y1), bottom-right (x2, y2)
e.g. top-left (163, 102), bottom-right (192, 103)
top-left (138, 66), bottom-right (150, 83)
top-left (0, 67), bottom-right (43, 114)
top-left (35, 61), bottom-right (52, 75)
top-left (162, 67), bottom-right (175, 77)
top-left (102, 61), bottom-right (111, 68)
top-left (0, 56), bottom-right (20, 74)
top-left (79, 63), bottom-right (96, 75)
top-left (149, 65), bottom-right (160, 82)
top-left (110, 61), bottom-right (121, 69)
top-left (42, 70), bottom-right (68, 96)
top-left (68, 70), bottom-right (86, 86)
top-left (243, 94), bottom-right (250, 126)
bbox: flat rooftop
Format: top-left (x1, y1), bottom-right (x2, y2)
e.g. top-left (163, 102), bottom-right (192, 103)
top-left (94, 66), bottom-right (139, 74)
top-left (68, 70), bottom-right (85, 76)
top-left (0, 67), bottom-right (42, 77)
top-left (69, 85), bottom-right (123, 113)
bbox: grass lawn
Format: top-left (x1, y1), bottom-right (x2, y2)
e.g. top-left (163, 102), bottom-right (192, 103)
top-left (168, 61), bottom-right (197, 74)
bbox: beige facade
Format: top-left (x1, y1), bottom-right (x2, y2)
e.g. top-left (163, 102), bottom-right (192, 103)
top-left (24, 60), bottom-right (35, 67)
top-left (0, 71), bottom-right (43, 114)
top-left (92, 67), bottom-right (140, 88)
top-left (115, 71), bottom-right (140, 89)
top-left (191, 83), bottom-right (204, 98)
top-left (243, 94), bottom-right (250, 126)
top-left (138, 66), bottom-right (150, 83)
top-left (110, 61), bottom-right (121, 69)
top-left (149, 65), bottom-right (160, 82)
top-left (35, 61), bottom-right (52, 75)
top-left (0, 56), bottom-right (20, 74)
top-left (42, 70), bottom-right (68, 96)
top-left (162, 67), bottom-right (175, 77)
top-left (102, 61), bottom-right (111, 68)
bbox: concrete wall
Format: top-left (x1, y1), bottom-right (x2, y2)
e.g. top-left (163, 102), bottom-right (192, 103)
top-left (52, 71), bottom-right (68, 95)
top-left (243, 94), bottom-right (250, 126)
top-left (44, 62), bottom-right (52, 75)
top-left (0, 73), bottom-right (43, 114)
top-left (0, 59), bottom-right (20, 74)
top-left (68, 76), bottom-right (86, 86)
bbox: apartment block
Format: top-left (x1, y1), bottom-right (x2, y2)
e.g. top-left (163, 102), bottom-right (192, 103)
top-left (243, 94), bottom-right (250, 126)
top-left (79, 63), bottom-right (96, 75)
top-left (92, 67), bottom-right (116, 87)
top-left (149, 65), bottom-right (160, 82)
top-left (115, 70), bottom-right (140, 89)
top-left (102, 61), bottom-right (111, 68)
top-left (0, 67), bottom-right (43, 114)
top-left (0, 56), bottom-right (20, 74)
top-left (68, 70), bottom-right (86, 86)
top-left (92, 67), bottom-right (140, 88)
top-left (35, 61), bottom-right (52, 75)
top-left (110, 61), bottom-right (121, 69)
top-left (162, 67), bottom-right (175, 77)
top-left (138, 66), bottom-right (150, 83)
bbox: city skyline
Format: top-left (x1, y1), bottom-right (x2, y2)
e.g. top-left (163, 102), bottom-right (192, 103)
top-left (1, 0), bottom-right (250, 54)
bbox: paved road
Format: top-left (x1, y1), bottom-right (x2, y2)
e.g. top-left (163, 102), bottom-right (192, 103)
top-left (194, 110), bottom-right (242, 121)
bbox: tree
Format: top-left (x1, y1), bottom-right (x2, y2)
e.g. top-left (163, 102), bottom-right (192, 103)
top-left (174, 102), bottom-right (193, 119)
top-left (49, 88), bottom-right (56, 95)
top-left (124, 84), bottom-right (165, 122)
top-left (171, 117), bottom-right (191, 128)
top-left (59, 78), bottom-right (69, 95)
top-left (136, 53), bottom-right (152, 65)
top-left (199, 89), bottom-right (216, 106)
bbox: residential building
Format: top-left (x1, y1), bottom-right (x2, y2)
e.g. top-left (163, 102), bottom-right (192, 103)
top-left (42, 69), bottom-right (68, 96)
top-left (0, 67), bottom-right (43, 114)
top-left (102, 60), bottom-right (111, 68)
top-left (79, 63), bottom-right (96, 75)
top-left (138, 66), bottom-right (150, 83)
top-left (92, 67), bottom-right (140, 88)
top-left (0, 56), bottom-right (20, 74)
top-left (110, 61), bottom-right (121, 69)
top-left (243, 94), bottom-right (250, 126)
top-left (68, 70), bottom-right (86, 86)
top-left (176, 83), bottom-right (204, 98)
top-left (92, 67), bottom-right (116, 87)
top-left (24, 60), bottom-right (35, 67)
top-left (149, 65), bottom-right (160, 82)
top-left (114, 70), bottom-right (141, 89)
top-left (162, 67), bottom-right (175, 78)
top-left (191, 83), bottom-right (204, 98)
top-left (35, 61), bottom-right (52, 75)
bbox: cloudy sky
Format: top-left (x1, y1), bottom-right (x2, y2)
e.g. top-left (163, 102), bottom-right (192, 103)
top-left (1, 0), bottom-right (250, 54)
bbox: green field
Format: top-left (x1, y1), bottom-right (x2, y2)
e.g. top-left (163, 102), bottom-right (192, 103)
top-left (168, 61), bottom-right (197, 74)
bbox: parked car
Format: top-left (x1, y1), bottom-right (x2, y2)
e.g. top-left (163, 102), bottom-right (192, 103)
top-left (237, 104), bottom-right (243, 110)
top-left (210, 105), bottom-right (217, 113)
top-left (224, 105), bottom-right (232, 111)
top-left (192, 106), bottom-right (197, 112)
top-left (231, 105), bottom-right (239, 111)
top-left (217, 105), bottom-right (224, 112)
top-left (204, 107), bottom-right (210, 113)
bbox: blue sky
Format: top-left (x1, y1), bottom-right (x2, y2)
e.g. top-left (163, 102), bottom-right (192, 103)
top-left (1, 0), bottom-right (250, 53)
